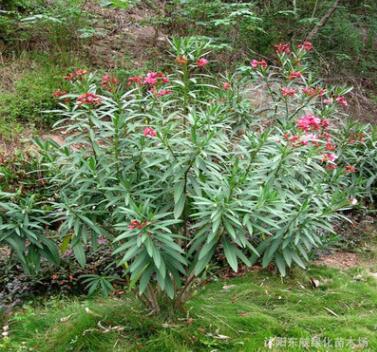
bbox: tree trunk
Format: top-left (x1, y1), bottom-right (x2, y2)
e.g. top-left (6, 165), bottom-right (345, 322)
top-left (306, 0), bottom-right (341, 41)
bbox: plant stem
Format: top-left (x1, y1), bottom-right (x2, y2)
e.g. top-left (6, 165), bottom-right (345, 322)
top-left (175, 273), bottom-right (195, 309)
top-left (146, 284), bottom-right (160, 314)
top-left (113, 114), bottom-right (121, 179)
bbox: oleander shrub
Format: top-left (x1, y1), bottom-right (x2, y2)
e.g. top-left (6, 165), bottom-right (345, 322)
top-left (2, 38), bottom-right (375, 312)
top-left (0, 192), bottom-right (60, 275)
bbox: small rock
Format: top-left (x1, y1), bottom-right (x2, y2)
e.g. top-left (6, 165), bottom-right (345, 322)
top-left (222, 285), bottom-right (235, 291)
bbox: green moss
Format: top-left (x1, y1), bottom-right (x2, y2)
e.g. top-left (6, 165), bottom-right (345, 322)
top-left (2, 264), bottom-right (377, 352)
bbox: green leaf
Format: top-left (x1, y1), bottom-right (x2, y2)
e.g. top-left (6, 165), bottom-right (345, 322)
top-left (139, 265), bottom-right (154, 294)
top-left (223, 238), bottom-right (238, 272)
top-left (174, 193), bottom-right (186, 219)
top-left (73, 243), bottom-right (86, 267)
top-left (275, 254), bottom-right (286, 277)
top-left (174, 181), bottom-right (185, 203)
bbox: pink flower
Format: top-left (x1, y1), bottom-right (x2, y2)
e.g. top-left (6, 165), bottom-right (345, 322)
top-left (144, 72), bottom-right (159, 85)
top-left (289, 71), bottom-right (303, 80)
top-left (143, 127), bottom-right (157, 138)
top-left (53, 89), bottom-right (67, 98)
top-left (284, 133), bottom-right (300, 146)
top-left (143, 72), bottom-right (169, 86)
top-left (281, 87), bottom-right (296, 97)
top-left (297, 41), bottom-right (313, 52)
top-left (326, 164), bottom-right (337, 170)
top-left (322, 153), bottom-right (337, 163)
top-left (250, 59), bottom-right (259, 68)
top-left (303, 87), bottom-right (316, 97)
top-left (251, 59), bottom-right (268, 69)
top-left (302, 86), bottom-right (326, 97)
top-left (301, 133), bottom-right (318, 145)
top-left (196, 58), bottom-right (209, 68)
top-left (128, 220), bottom-right (146, 230)
top-left (345, 165), bottom-right (357, 173)
top-left (64, 69), bottom-right (88, 81)
top-left (101, 74), bottom-right (119, 90)
top-left (325, 143), bottom-right (336, 151)
top-left (320, 132), bottom-right (332, 142)
top-left (321, 119), bottom-right (330, 129)
top-left (77, 92), bottom-right (101, 106)
top-left (128, 75), bottom-right (143, 86)
top-left (157, 89), bottom-right (172, 97)
top-left (336, 96), bottom-right (348, 107)
top-left (223, 82), bottom-right (231, 90)
top-left (75, 69), bottom-right (88, 76)
top-left (176, 55), bottom-right (188, 65)
top-left (318, 88), bottom-right (326, 96)
top-left (323, 98), bottom-right (333, 105)
top-left (296, 114), bottom-right (321, 131)
top-left (274, 43), bottom-right (291, 54)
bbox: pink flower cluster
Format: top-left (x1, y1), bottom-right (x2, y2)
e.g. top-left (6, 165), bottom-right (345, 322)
top-left (289, 71), bottom-right (303, 80)
top-left (156, 89), bottom-right (173, 97)
top-left (289, 115), bottom-right (357, 173)
top-left (302, 86), bottom-right (326, 97)
top-left (127, 72), bottom-right (172, 98)
top-left (77, 92), bottom-right (101, 106)
top-left (65, 69), bottom-right (88, 81)
top-left (296, 114), bottom-right (329, 132)
top-left (144, 127), bottom-right (157, 138)
top-left (128, 220), bottom-right (147, 230)
top-left (281, 87), bottom-right (296, 97)
top-left (336, 96), bottom-right (348, 107)
top-left (53, 89), bottom-right (67, 98)
top-left (53, 89), bottom-right (71, 103)
top-left (196, 58), bottom-right (209, 68)
top-left (297, 41), bottom-right (313, 52)
top-left (345, 165), bottom-right (357, 173)
top-left (128, 72), bottom-right (169, 87)
top-left (128, 76), bottom-right (143, 86)
top-left (223, 82), bottom-right (231, 90)
top-left (322, 153), bottom-right (337, 163)
top-left (144, 72), bottom-right (169, 85)
top-left (101, 74), bottom-right (119, 90)
top-left (284, 133), bottom-right (319, 147)
top-left (322, 96), bottom-right (348, 107)
top-left (274, 41), bottom-right (313, 55)
top-left (274, 43), bottom-right (291, 54)
top-left (251, 59), bottom-right (268, 69)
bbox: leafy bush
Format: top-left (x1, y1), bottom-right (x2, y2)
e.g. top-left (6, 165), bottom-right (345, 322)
top-left (336, 121), bottom-right (377, 201)
top-left (0, 71), bottom-right (60, 127)
top-left (159, 1), bottom-right (377, 87)
top-left (2, 38), bottom-right (375, 312)
top-left (0, 54), bottom-right (88, 138)
top-left (0, 0), bottom-right (90, 53)
top-left (0, 192), bottom-right (59, 275)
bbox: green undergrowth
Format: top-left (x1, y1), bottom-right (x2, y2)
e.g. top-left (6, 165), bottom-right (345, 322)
top-left (1, 264), bottom-right (377, 352)
top-left (0, 52), bottom-right (88, 141)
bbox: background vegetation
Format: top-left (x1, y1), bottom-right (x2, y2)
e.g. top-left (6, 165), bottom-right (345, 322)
top-left (0, 1), bottom-right (377, 351)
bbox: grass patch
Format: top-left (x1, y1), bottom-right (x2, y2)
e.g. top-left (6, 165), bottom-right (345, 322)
top-left (0, 51), bottom-right (88, 141)
top-left (1, 265), bottom-right (377, 351)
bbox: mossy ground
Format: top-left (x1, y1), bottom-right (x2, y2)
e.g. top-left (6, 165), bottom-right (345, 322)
top-left (1, 261), bottom-right (376, 352)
